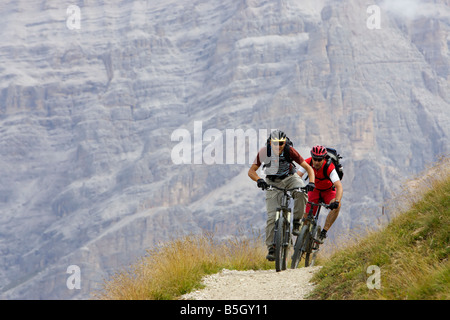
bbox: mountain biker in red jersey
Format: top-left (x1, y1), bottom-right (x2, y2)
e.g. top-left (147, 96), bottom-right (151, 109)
top-left (296, 145), bottom-right (343, 241)
top-left (248, 130), bottom-right (316, 261)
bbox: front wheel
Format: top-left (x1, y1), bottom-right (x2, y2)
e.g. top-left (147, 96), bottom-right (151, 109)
top-left (309, 225), bottom-right (322, 267)
top-left (291, 224), bottom-right (309, 269)
top-left (275, 215), bottom-right (288, 272)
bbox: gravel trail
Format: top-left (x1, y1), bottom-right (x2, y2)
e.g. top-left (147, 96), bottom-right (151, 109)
top-left (181, 266), bottom-right (322, 300)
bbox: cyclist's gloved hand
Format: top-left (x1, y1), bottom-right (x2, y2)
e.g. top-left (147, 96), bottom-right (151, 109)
top-left (329, 201), bottom-right (339, 210)
top-left (257, 179), bottom-right (268, 190)
top-left (305, 182), bottom-right (315, 192)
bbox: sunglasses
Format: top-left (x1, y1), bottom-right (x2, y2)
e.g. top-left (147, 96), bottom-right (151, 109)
top-left (312, 157), bottom-right (324, 162)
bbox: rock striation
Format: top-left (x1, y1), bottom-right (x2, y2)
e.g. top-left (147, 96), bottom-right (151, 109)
top-left (0, 0), bottom-right (448, 299)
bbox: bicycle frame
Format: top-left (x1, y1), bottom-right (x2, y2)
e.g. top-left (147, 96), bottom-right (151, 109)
top-left (304, 199), bottom-right (327, 234)
top-left (291, 195), bottom-right (330, 269)
top-left (266, 185), bottom-right (303, 272)
top-left (270, 186), bottom-right (294, 228)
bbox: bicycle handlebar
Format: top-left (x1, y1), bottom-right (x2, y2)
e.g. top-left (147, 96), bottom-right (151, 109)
top-left (265, 185), bottom-right (333, 210)
top-left (266, 185), bottom-right (308, 193)
top-left (307, 201), bottom-right (332, 210)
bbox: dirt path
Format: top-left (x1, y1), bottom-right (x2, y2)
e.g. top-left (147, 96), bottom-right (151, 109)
top-left (181, 266), bottom-right (322, 300)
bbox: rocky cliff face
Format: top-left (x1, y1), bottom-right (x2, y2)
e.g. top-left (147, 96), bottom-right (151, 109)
top-left (0, 0), bottom-right (448, 299)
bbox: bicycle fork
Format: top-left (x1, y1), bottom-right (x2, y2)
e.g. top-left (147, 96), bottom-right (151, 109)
top-left (283, 209), bottom-right (292, 247)
top-left (274, 208), bottom-right (291, 247)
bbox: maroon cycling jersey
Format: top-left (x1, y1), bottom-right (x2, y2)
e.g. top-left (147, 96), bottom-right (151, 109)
top-left (253, 146), bottom-right (305, 178)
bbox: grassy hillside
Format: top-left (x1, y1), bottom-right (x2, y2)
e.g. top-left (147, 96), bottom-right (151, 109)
top-left (95, 157), bottom-right (449, 300)
top-left (309, 162), bottom-right (449, 300)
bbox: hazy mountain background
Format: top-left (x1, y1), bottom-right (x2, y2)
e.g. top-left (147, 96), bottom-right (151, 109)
top-left (0, 0), bottom-right (448, 299)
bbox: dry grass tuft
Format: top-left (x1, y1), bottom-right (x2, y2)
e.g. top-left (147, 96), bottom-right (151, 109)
top-left (93, 231), bottom-right (271, 300)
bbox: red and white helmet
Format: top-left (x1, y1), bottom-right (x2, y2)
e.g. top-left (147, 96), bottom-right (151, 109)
top-left (311, 145), bottom-right (327, 158)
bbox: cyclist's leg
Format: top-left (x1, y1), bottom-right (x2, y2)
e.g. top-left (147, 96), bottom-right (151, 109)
top-left (321, 188), bottom-right (339, 232)
top-left (264, 178), bottom-right (282, 250)
top-left (304, 189), bottom-right (320, 220)
top-left (287, 174), bottom-right (307, 222)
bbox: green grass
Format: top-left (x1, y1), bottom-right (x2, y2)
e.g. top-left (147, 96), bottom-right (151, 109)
top-left (96, 157), bottom-right (450, 300)
top-left (309, 171), bottom-right (449, 300)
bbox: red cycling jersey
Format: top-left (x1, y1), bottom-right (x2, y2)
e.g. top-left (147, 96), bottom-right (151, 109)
top-left (303, 157), bottom-right (338, 216)
top-left (305, 157), bottom-right (335, 191)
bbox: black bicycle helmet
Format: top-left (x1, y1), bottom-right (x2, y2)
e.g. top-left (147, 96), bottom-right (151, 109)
top-left (269, 129), bottom-right (287, 142)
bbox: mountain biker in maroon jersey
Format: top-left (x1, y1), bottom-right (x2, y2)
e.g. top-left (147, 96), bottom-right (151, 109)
top-left (248, 130), bottom-right (316, 261)
top-left (296, 145), bottom-right (343, 241)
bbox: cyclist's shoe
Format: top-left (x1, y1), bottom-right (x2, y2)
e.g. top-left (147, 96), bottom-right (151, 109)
top-left (319, 229), bottom-right (327, 241)
top-left (292, 220), bottom-right (301, 235)
top-left (266, 247), bottom-right (275, 261)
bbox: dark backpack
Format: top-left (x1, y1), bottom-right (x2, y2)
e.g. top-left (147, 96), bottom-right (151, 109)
top-left (323, 147), bottom-right (344, 181)
top-left (263, 137), bottom-right (296, 172)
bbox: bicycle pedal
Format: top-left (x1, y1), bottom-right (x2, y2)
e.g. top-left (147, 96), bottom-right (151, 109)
top-left (314, 238), bottom-right (324, 244)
